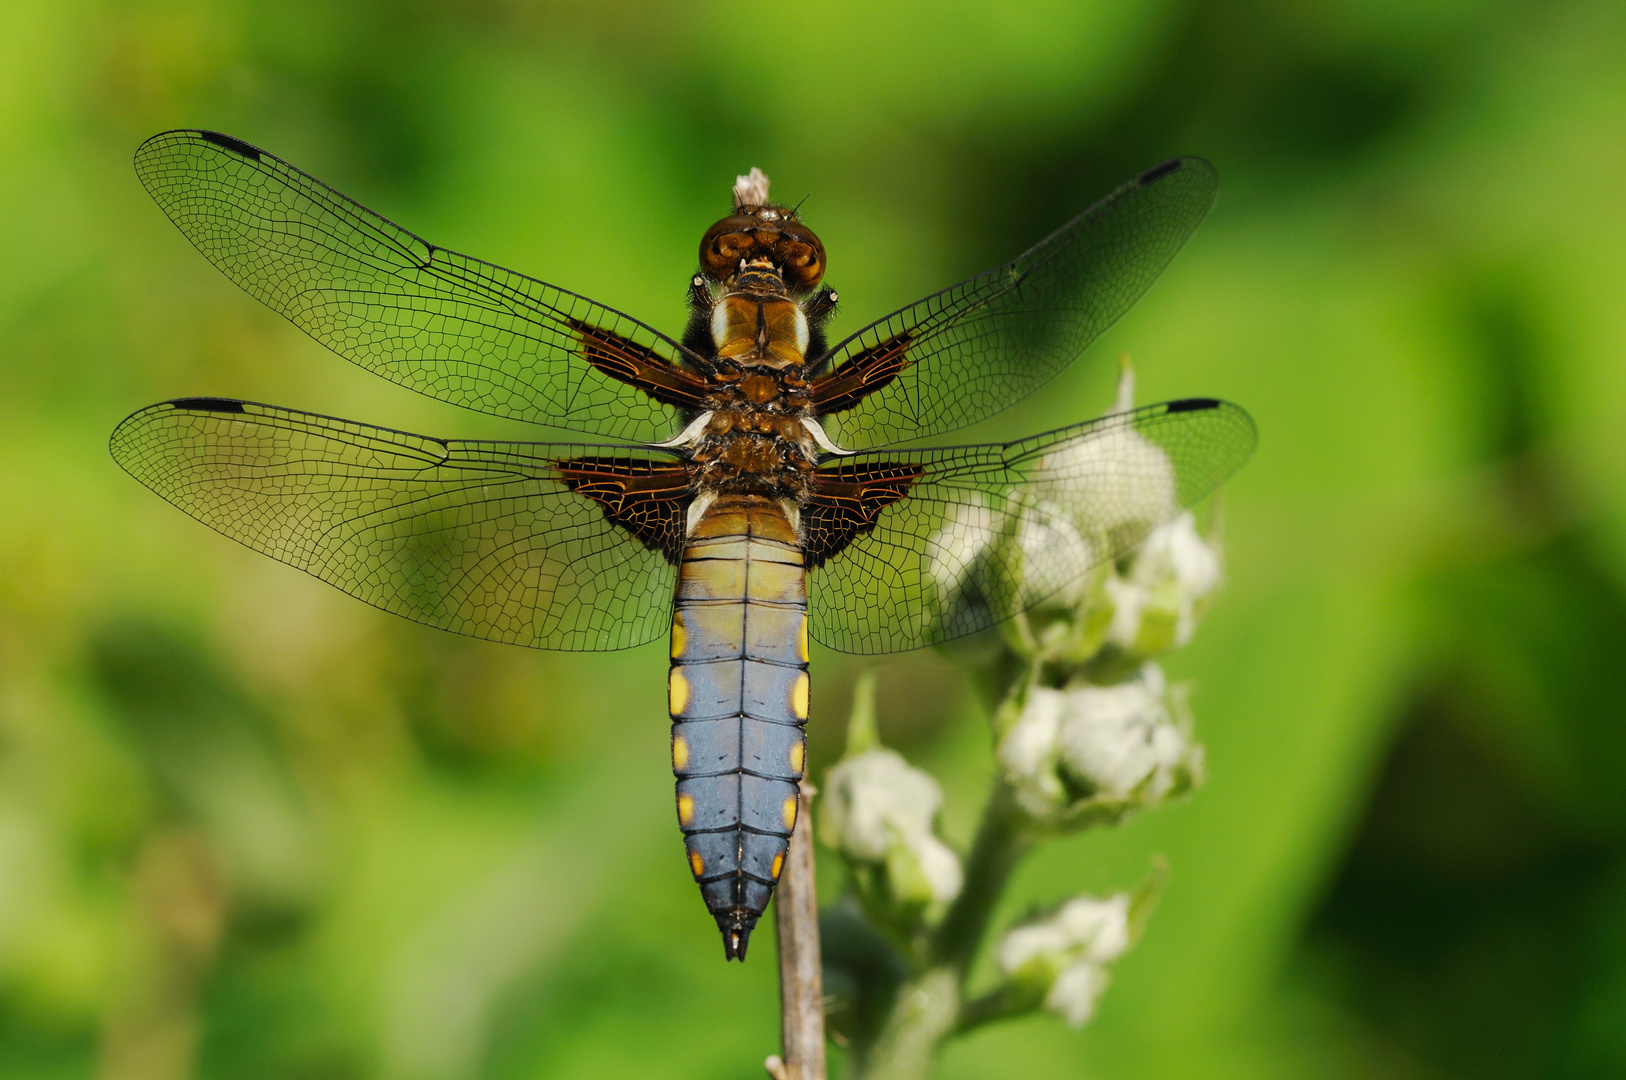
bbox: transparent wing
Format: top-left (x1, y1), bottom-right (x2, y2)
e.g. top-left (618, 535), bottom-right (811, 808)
top-left (806, 398), bottom-right (1256, 654)
top-left (110, 398), bottom-right (684, 651)
top-left (810, 159), bottom-right (1218, 450)
top-left (135, 130), bottom-right (696, 443)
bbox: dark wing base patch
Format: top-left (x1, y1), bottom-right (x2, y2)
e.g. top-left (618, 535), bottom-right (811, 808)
top-left (569, 319), bottom-right (709, 410)
top-left (803, 461), bottom-right (922, 569)
top-left (556, 457), bottom-right (691, 564)
top-left (809, 331), bottom-right (913, 414)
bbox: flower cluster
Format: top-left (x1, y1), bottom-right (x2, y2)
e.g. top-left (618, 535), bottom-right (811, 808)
top-left (996, 663), bottom-right (1203, 820)
top-left (924, 413), bottom-right (1185, 660)
top-left (1103, 511), bottom-right (1222, 655)
top-left (977, 497), bottom-right (1221, 826)
top-left (815, 362), bottom-right (1238, 1064)
top-left (822, 746), bottom-right (964, 920)
top-left (995, 894), bottom-right (1132, 1027)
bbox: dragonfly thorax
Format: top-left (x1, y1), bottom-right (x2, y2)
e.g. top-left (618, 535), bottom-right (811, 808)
top-left (710, 294), bottom-right (809, 366)
top-left (689, 410), bottom-right (817, 497)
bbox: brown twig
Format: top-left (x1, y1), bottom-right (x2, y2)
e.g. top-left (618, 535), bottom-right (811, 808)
top-left (766, 781), bottom-right (826, 1080)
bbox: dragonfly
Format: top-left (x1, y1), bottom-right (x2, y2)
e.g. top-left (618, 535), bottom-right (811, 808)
top-left (111, 130), bottom-right (1256, 961)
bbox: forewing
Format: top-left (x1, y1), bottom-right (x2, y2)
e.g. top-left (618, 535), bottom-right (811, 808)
top-left (110, 398), bottom-right (685, 651)
top-left (810, 159), bottom-right (1218, 449)
top-left (806, 399), bottom-right (1256, 654)
top-left (135, 130), bottom-right (701, 442)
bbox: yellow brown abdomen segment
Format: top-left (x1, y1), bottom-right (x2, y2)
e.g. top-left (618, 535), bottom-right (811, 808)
top-left (669, 494), bottom-right (808, 960)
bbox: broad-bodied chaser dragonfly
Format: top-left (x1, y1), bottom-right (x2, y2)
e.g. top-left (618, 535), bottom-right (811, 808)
top-left (112, 131), bottom-right (1256, 960)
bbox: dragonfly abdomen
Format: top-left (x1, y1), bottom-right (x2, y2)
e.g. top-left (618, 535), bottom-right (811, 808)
top-left (669, 494), bottom-right (809, 961)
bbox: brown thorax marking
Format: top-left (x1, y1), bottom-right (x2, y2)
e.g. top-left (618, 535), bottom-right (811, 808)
top-left (741, 373), bottom-right (779, 404)
top-left (698, 294), bottom-right (814, 486)
top-left (705, 357), bottom-right (811, 407)
top-left (690, 409), bottom-right (816, 495)
top-left (711, 294), bottom-right (808, 369)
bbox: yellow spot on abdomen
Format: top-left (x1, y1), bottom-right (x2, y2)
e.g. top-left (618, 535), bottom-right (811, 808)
top-left (782, 795), bottom-right (799, 830)
top-left (788, 739), bottom-right (804, 775)
top-left (797, 616), bottom-right (809, 662)
top-left (672, 734), bottom-right (690, 771)
top-left (668, 668), bottom-right (689, 715)
top-left (677, 794), bottom-right (695, 826)
top-left (689, 851), bottom-right (705, 877)
top-left (771, 853), bottom-right (784, 879)
top-left (790, 672), bottom-right (809, 720)
top-left (670, 612), bottom-right (687, 659)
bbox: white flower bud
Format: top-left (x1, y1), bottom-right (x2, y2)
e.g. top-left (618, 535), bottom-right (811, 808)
top-left (998, 894), bottom-right (1132, 972)
top-left (1047, 962), bottom-right (1110, 1027)
top-left (1060, 895), bottom-right (1133, 964)
top-left (823, 749), bottom-right (937, 860)
top-left (1032, 416), bottom-right (1178, 545)
top-left (926, 498), bottom-right (1000, 604)
top-left (1011, 497), bottom-right (1098, 616)
top-left (822, 749), bottom-right (962, 905)
top-left (1055, 664), bottom-right (1198, 802)
top-left (995, 686), bottom-right (1067, 816)
top-left (998, 667), bottom-right (1201, 815)
top-left (927, 493), bottom-right (1098, 648)
top-left (1105, 511), bottom-right (1221, 654)
top-left (997, 894), bottom-right (1132, 1028)
top-left (887, 832), bottom-right (964, 907)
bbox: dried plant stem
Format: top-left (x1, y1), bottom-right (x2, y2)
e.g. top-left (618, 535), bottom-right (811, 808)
top-left (766, 781), bottom-right (826, 1080)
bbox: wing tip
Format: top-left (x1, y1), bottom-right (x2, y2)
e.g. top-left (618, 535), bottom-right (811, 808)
top-left (108, 397), bottom-right (249, 468)
top-left (1163, 397), bottom-right (1259, 450)
top-left (135, 129), bottom-right (263, 167)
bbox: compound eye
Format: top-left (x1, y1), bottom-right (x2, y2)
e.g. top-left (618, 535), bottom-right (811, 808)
top-left (701, 230), bottom-right (754, 278)
top-left (781, 242), bottom-right (813, 279)
top-left (711, 232), bottom-right (754, 261)
top-left (775, 223), bottom-right (826, 288)
top-left (775, 239), bottom-right (824, 288)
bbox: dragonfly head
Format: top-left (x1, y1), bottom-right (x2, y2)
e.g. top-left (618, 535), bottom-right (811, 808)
top-left (700, 205), bottom-right (826, 294)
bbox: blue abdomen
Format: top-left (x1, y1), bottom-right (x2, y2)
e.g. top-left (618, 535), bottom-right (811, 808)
top-left (669, 495), bottom-right (808, 961)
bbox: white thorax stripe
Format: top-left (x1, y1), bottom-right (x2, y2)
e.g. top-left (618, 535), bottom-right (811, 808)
top-left (801, 417), bottom-right (853, 456)
top-left (654, 411), bottom-right (715, 448)
top-left (779, 498), bottom-right (801, 536)
top-left (685, 491), bottom-right (716, 536)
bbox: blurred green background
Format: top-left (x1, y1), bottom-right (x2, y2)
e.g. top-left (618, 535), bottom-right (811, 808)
top-left (3, 0), bottom-right (1625, 1077)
